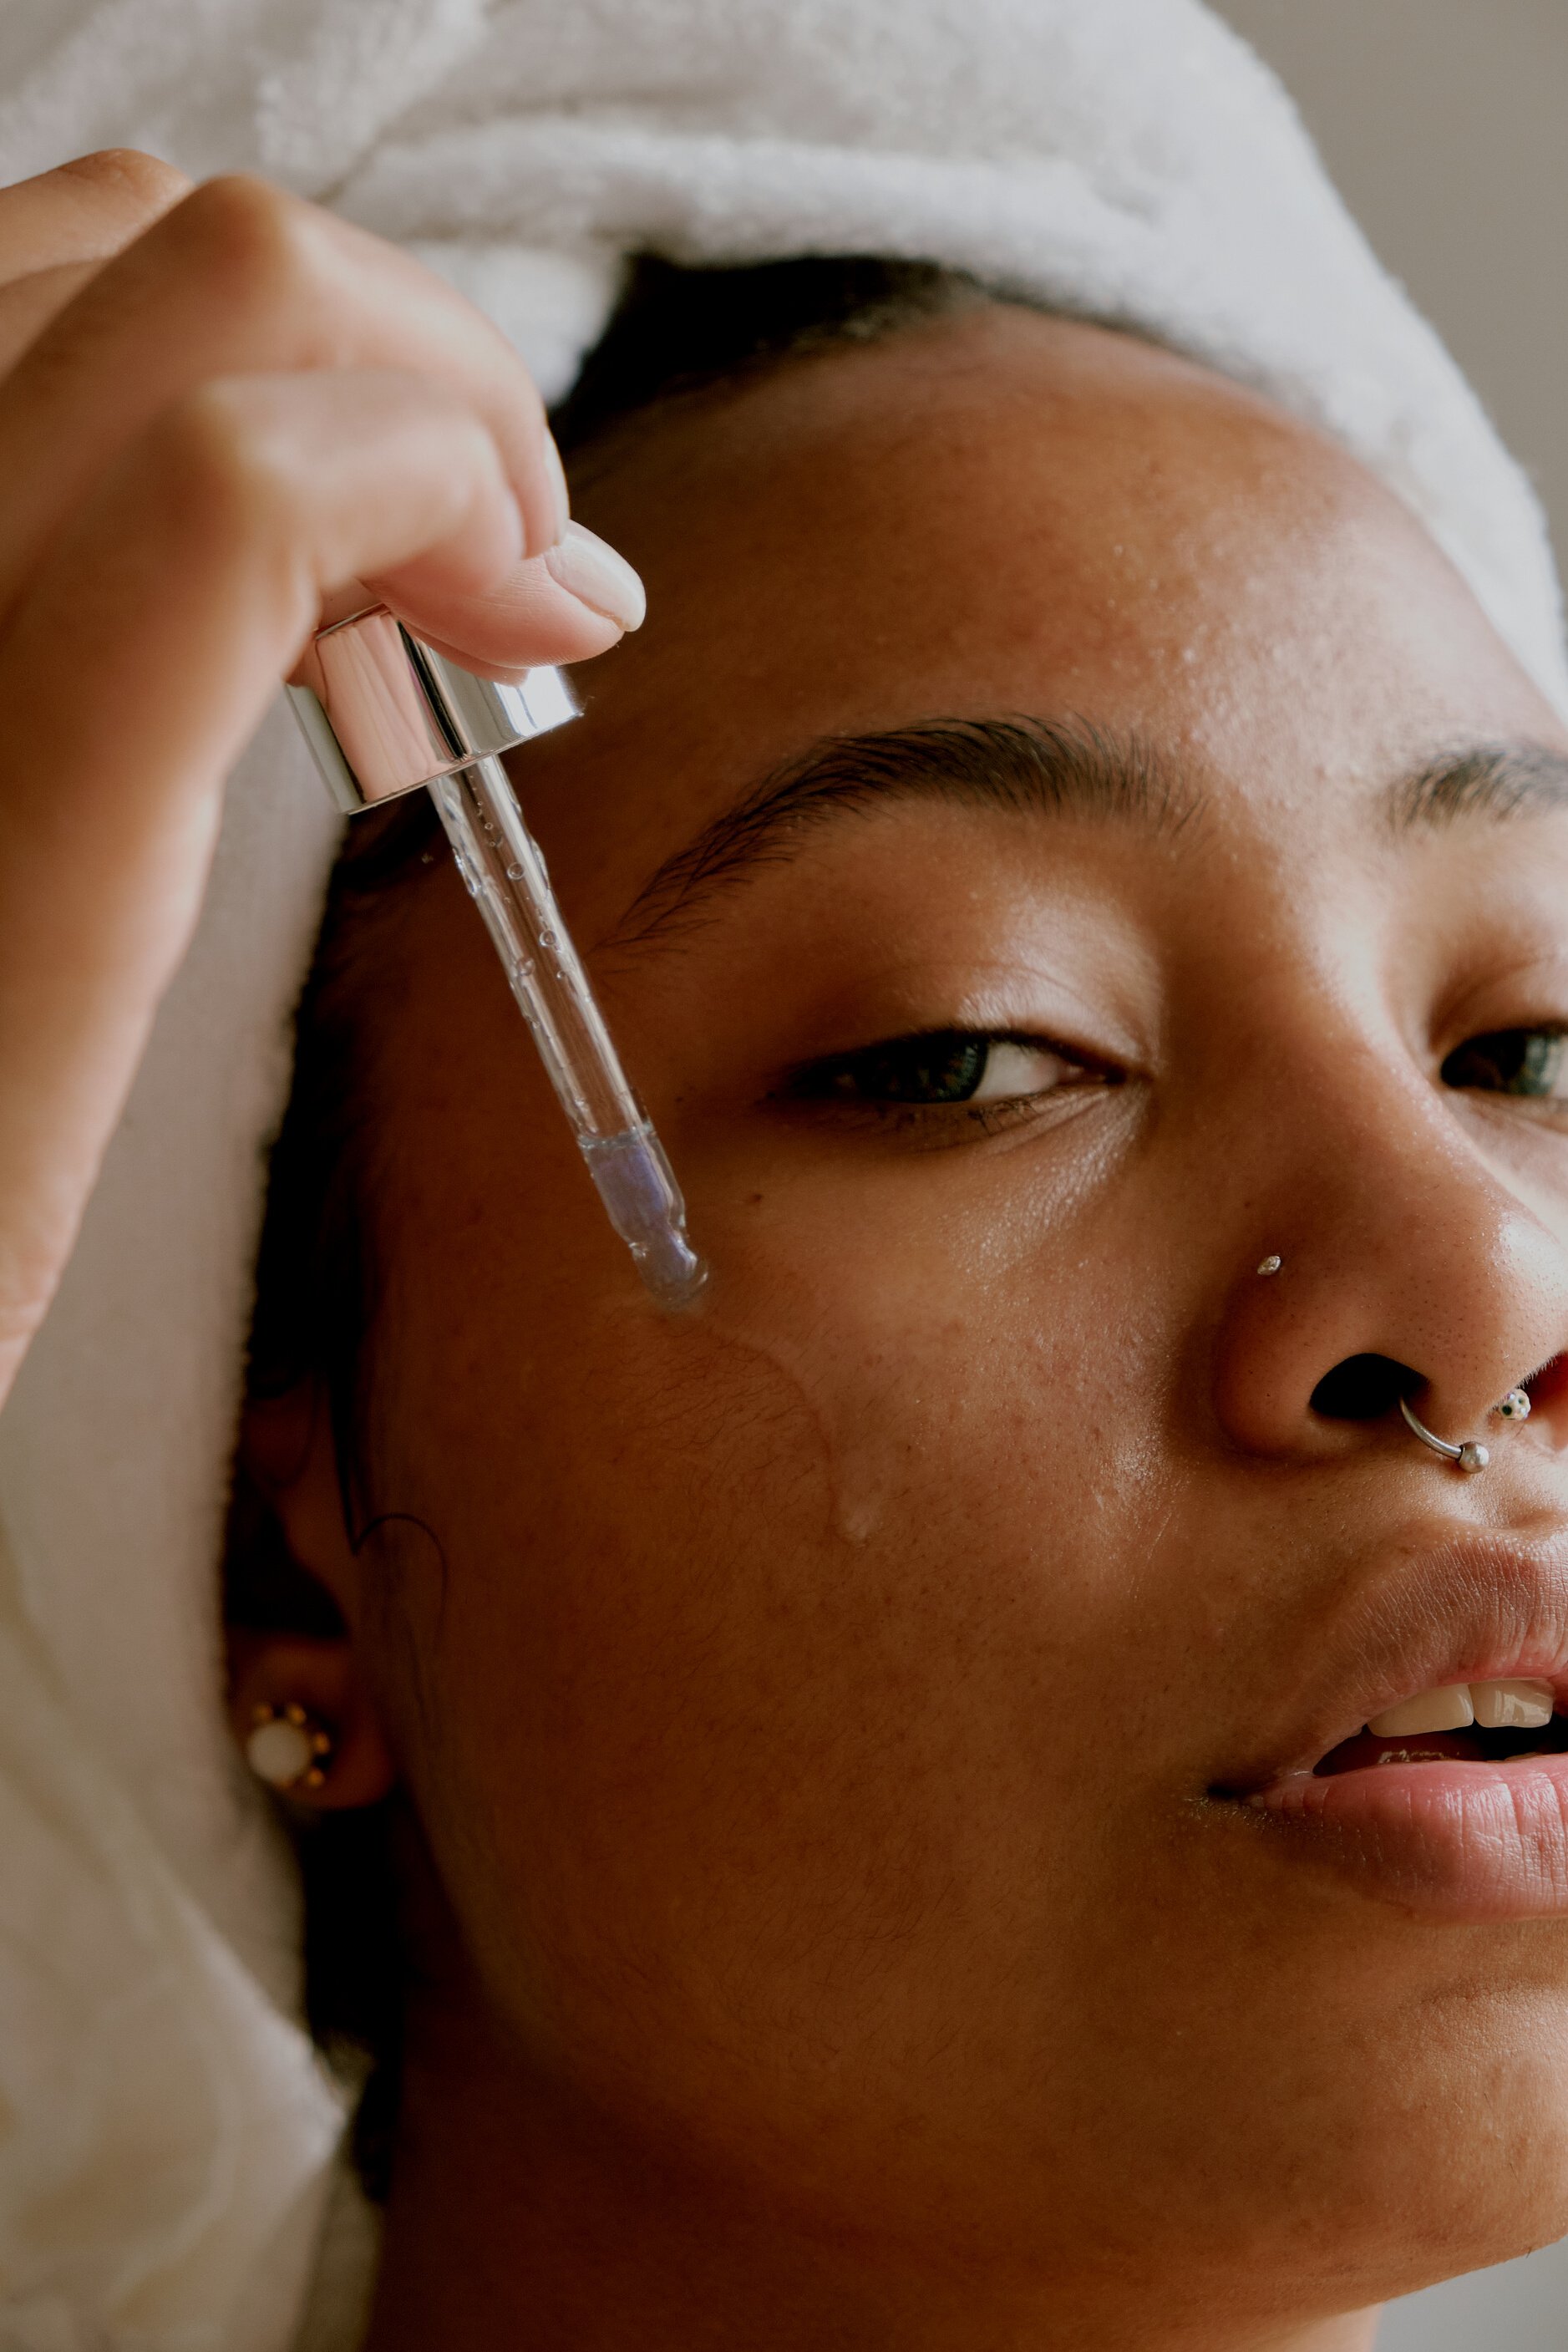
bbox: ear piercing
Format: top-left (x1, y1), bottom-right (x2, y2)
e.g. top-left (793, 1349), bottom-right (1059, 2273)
top-left (245, 1700), bottom-right (334, 1792)
top-left (1256, 1254), bottom-right (1283, 1278)
top-left (1399, 1387), bottom-right (1531, 1476)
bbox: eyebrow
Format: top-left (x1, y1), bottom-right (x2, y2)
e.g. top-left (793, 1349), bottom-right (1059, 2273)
top-left (1390, 741), bottom-right (1568, 832)
top-left (611, 724), bottom-right (1568, 950)
top-left (611, 714), bottom-right (1200, 945)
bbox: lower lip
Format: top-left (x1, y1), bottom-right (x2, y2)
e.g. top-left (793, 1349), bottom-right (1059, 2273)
top-left (1246, 1755), bottom-right (1568, 1919)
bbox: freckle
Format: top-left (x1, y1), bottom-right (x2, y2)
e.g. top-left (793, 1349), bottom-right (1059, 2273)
top-left (746, 1192), bottom-right (764, 1207)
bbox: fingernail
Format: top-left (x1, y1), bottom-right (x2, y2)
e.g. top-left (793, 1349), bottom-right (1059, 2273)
top-left (544, 521), bottom-right (646, 632)
top-left (540, 433), bottom-right (571, 546)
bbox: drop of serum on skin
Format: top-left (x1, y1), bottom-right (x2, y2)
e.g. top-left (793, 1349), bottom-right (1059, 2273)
top-left (836, 1490), bottom-right (885, 1545)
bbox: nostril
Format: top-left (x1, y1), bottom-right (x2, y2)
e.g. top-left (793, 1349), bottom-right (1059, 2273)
top-left (1523, 1353), bottom-right (1568, 1410)
top-left (1310, 1353), bottom-right (1420, 1423)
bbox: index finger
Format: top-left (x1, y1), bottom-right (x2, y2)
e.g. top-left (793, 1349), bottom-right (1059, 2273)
top-left (0, 149), bottom-right (189, 283)
top-left (0, 150), bottom-right (190, 373)
top-left (0, 175), bottom-right (566, 631)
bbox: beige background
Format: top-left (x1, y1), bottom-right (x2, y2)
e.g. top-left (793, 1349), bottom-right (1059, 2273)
top-left (1210, 5), bottom-right (1568, 2344)
top-left (1216, 0), bottom-right (1568, 574)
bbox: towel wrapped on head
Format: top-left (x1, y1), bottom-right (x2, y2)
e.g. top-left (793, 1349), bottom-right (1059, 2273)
top-left (0, 2), bottom-right (1560, 2345)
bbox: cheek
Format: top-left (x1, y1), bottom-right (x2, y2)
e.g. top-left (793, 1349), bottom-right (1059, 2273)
top-left (362, 1150), bottom-right (1554, 2265)
top-left (368, 1211), bottom-right (1179, 2109)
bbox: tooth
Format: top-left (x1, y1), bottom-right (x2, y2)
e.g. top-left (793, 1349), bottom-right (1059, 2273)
top-left (1368, 1686), bottom-right (1475, 1735)
top-left (1469, 1679), bottom-right (1555, 1730)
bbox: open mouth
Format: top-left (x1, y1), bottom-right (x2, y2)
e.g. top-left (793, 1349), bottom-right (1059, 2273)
top-left (1230, 1541), bottom-right (1568, 1916)
top-left (1312, 1679), bottom-right (1566, 1776)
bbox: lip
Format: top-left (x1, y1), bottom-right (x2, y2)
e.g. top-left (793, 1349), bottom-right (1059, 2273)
top-left (1246, 1754), bottom-right (1568, 1919)
top-left (1216, 1524), bottom-right (1568, 1920)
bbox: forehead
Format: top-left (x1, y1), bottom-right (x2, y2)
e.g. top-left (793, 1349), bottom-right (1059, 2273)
top-left (528, 304), bottom-right (1560, 920)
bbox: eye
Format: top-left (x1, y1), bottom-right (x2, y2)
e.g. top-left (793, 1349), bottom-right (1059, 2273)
top-left (1442, 1026), bottom-right (1568, 1102)
top-left (791, 1029), bottom-right (1101, 1110)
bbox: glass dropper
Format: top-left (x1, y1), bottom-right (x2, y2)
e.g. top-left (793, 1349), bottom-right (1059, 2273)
top-left (287, 607), bottom-right (705, 1308)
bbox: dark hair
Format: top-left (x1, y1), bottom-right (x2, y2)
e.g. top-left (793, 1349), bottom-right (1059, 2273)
top-left (553, 251), bottom-right (984, 455)
top-left (226, 251), bottom-right (996, 2199)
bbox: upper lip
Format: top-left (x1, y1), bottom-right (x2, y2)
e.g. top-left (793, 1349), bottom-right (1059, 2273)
top-left (1214, 1523), bottom-right (1568, 1795)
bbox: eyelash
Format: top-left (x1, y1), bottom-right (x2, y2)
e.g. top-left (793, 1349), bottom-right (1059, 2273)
top-left (1442, 1024), bottom-right (1568, 1110)
top-left (784, 1029), bottom-right (1117, 1134)
top-left (783, 1019), bottom-right (1568, 1140)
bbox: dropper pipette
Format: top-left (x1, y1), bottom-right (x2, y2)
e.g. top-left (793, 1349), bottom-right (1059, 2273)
top-left (287, 607), bottom-right (705, 1308)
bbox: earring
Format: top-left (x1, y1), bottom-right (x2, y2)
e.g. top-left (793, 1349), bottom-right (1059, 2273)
top-left (1256, 1254), bottom-right (1283, 1277)
top-left (246, 1700), bottom-right (334, 1793)
top-left (1399, 1385), bottom-right (1532, 1475)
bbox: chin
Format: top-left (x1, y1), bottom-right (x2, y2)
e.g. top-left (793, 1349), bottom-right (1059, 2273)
top-left (1312, 2035), bottom-right (1568, 2299)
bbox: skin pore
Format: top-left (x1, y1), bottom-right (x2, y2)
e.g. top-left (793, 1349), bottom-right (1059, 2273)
top-left (240, 304), bottom-right (1568, 2349)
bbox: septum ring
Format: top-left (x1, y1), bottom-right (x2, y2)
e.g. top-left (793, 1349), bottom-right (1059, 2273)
top-left (1399, 1388), bottom-right (1532, 1476)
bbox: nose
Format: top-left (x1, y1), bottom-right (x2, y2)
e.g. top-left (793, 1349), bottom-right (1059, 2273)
top-left (1210, 1045), bottom-right (1568, 1471)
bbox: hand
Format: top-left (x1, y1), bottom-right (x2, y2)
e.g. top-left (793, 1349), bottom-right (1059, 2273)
top-left (0, 152), bottom-right (637, 1407)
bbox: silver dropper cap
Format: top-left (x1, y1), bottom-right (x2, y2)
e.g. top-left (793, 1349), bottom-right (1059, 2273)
top-left (287, 604), bottom-right (581, 815)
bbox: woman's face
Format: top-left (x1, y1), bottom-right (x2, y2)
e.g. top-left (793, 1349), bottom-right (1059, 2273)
top-left (298, 307), bottom-right (1568, 2312)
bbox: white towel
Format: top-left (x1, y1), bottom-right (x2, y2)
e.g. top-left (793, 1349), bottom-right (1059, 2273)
top-left (0, 3), bottom-right (1561, 2346)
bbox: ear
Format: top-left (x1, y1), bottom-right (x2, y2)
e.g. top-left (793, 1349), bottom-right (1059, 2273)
top-left (226, 1378), bottom-right (396, 1811)
top-left (228, 1629), bottom-right (396, 1810)
top-left (240, 1377), bottom-right (368, 1618)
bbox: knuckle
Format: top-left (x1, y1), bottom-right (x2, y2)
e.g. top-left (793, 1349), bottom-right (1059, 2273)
top-left (151, 383), bottom-right (301, 542)
top-left (164, 174), bottom-right (327, 317)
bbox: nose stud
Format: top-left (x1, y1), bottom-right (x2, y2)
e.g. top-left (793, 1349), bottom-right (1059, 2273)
top-left (1399, 1386), bottom-right (1531, 1475)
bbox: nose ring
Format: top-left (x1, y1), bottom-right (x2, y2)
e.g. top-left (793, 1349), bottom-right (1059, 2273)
top-left (1399, 1387), bottom-right (1531, 1475)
